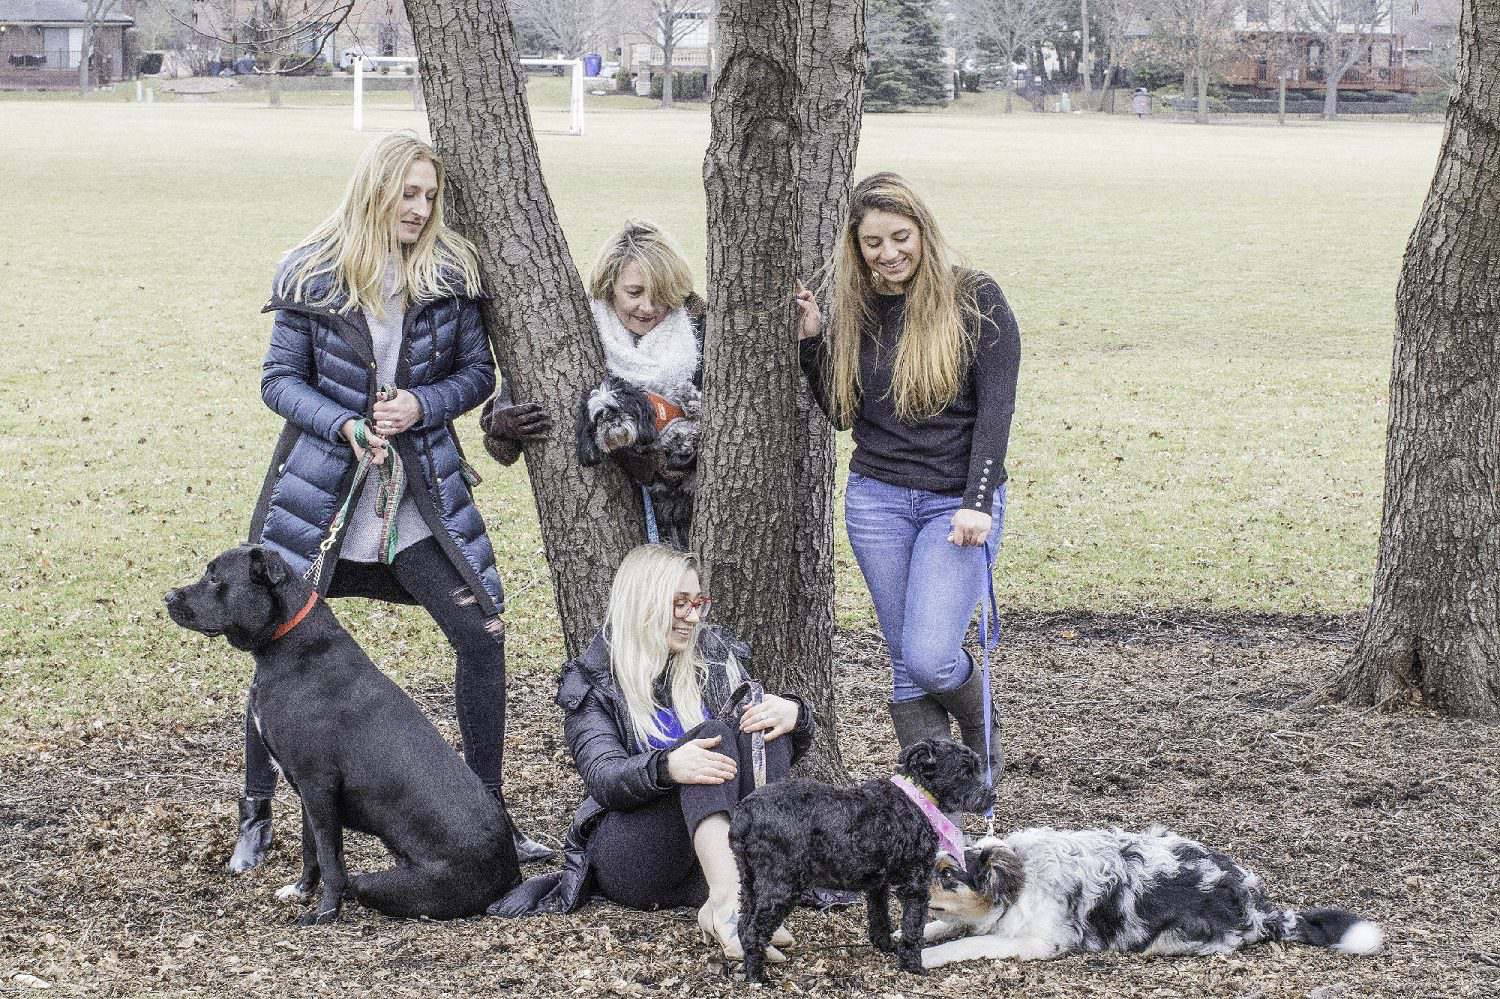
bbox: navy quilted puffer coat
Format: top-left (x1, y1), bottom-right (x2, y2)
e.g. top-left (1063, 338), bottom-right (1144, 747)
top-left (247, 256), bottom-right (504, 616)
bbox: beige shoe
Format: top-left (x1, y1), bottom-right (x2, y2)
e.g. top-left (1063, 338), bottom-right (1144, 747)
top-left (697, 901), bottom-right (786, 963)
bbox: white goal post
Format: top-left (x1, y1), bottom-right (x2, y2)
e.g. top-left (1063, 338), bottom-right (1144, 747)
top-left (353, 56), bottom-right (585, 136)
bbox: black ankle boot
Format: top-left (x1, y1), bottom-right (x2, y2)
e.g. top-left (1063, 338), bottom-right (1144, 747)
top-left (511, 824), bottom-right (556, 864)
top-left (228, 796), bottom-right (272, 875)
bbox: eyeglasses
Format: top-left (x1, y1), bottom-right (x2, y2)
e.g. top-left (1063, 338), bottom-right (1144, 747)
top-left (672, 595), bottom-right (713, 620)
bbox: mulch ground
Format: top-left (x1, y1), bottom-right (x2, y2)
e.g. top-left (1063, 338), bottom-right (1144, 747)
top-left (3, 612), bottom-right (1498, 998)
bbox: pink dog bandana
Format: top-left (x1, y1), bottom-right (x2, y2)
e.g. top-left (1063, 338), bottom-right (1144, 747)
top-left (889, 774), bottom-right (967, 860)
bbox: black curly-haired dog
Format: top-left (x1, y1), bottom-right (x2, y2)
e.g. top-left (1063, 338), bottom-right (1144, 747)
top-left (164, 545), bottom-right (521, 924)
top-left (729, 739), bottom-right (994, 981)
top-left (575, 375), bottom-right (700, 547)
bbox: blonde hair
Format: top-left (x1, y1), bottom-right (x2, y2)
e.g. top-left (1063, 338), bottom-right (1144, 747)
top-left (587, 219), bottom-right (694, 311)
top-left (824, 172), bottom-right (982, 426)
top-left (276, 131), bottom-right (482, 316)
top-left (604, 544), bottom-right (740, 747)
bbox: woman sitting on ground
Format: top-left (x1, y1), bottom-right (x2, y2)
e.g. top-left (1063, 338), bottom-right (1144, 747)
top-left (491, 544), bottom-right (809, 961)
top-left (480, 219), bottom-right (704, 488)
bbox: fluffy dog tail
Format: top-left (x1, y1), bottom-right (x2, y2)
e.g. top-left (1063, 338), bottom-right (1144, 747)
top-left (1269, 907), bottom-right (1383, 954)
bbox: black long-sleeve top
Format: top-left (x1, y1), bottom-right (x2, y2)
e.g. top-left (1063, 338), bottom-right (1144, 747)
top-left (799, 274), bottom-right (1020, 513)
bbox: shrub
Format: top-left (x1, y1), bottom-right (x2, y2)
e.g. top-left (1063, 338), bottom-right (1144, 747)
top-left (649, 71), bottom-right (707, 101)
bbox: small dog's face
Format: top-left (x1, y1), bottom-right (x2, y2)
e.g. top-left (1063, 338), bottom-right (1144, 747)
top-left (164, 545), bottom-right (287, 651)
top-left (928, 843), bottom-right (1024, 927)
top-left (655, 418), bottom-right (700, 484)
top-left (577, 379), bottom-right (656, 466)
top-left (898, 738), bottom-right (995, 816)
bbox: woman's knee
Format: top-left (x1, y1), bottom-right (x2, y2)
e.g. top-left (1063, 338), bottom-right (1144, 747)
top-left (901, 636), bottom-right (971, 694)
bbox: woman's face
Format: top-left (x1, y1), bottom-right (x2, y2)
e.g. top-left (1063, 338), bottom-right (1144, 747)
top-left (856, 208), bottom-right (923, 289)
top-left (666, 567), bottom-right (703, 654)
top-left (611, 260), bottom-right (665, 336)
top-left (396, 159), bottom-right (439, 246)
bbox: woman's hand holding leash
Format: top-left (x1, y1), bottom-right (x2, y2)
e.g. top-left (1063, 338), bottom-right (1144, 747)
top-left (373, 389), bottom-right (422, 436)
top-left (793, 280), bottom-right (822, 341)
top-left (948, 509), bottom-right (992, 547)
top-left (740, 694), bottom-right (799, 741)
top-left (667, 734), bottom-right (737, 785)
top-left (342, 419), bottom-right (388, 467)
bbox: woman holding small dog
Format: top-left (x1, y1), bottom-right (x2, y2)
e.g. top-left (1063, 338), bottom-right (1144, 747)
top-left (794, 172), bottom-right (1020, 774)
top-left (481, 219), bottom-right (704, 489)
top-left (492, 544), bottom-right (810, 962)
top-left (237, 131), bottom-right (551, 874)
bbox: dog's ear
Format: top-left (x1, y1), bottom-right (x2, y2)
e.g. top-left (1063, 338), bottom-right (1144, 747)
top-left (978, 844), bottom-right (1025, 907)
top-left (898, 739), bottom-right (939, 783)
top-left (247, 546), bottom-right (288, 587)
top-left (575, 387), bottom-right (602, 467)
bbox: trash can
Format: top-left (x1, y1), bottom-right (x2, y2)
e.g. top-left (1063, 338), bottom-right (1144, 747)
top-left (583, 53), bottom-right (602, 77)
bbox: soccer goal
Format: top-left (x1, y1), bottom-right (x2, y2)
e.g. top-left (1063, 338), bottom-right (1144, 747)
top-left (352, 56), bottom-right (585, 137)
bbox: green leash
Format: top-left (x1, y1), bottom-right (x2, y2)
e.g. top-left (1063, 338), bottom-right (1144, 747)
top-left (304, 385), bottom-right (408, 584)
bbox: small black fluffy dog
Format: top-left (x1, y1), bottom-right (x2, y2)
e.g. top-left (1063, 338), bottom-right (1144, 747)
top-left (575, 375), bottom-right (700, 547)
top-left (165, 545), bottom-right (521, 924)
top-left (729, 739), bottom-right (994, 981)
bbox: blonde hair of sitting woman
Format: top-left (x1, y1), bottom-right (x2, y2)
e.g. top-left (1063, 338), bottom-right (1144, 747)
top-left (276, 130), bottom-right (482, 317)
top-left (587, 219), bottom-right (695, 312)
top-left (605, 545), bottom-right (741, 747)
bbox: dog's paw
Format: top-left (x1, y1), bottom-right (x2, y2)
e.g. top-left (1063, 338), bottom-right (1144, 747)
top-left (898, 952), bottom-right (927, 976)
top-left (872, 931), bottom-right (898, 954)
top-left (276, 883), bottom-right (314, 905)
top-left (297, 906), bottom-right (340, 927)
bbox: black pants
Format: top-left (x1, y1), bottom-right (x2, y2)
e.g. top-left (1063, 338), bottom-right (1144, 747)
top-left (244, 536), bottom-right (506, 797)
top-left (589, 717), bottom-right (792, 911)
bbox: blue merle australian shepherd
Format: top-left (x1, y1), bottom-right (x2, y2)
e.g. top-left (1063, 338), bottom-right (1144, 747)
top-left (919, 825), bottom-right (1382, 968)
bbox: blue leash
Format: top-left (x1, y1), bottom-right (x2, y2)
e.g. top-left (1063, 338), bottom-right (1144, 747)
top-left (979, 540), bottom-right (1001, 834)
top-left (640, 484), bottom-right (660, 544)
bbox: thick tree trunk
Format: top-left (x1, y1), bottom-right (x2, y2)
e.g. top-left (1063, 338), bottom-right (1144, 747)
top-left (406, 0), bottom-right (640, 657)
top-left (784, 0), bottom-right (865, 782)
top-left (1340, 0), bottom-right (1500, 718)
top-left (698, 0), bottom-right (802, 691)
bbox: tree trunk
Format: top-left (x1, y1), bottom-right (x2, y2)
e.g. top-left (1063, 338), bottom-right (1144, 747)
top-left (1340, 0), bottom-right (1500, 719)
top-left (1080, 0), bottom-right (1092, 107)
top-left (268, 57), bottom-right (283, 108)
top-left (1195, 57), bottom-right (1208, 123)
top-left (784, 0), bottom-right (865, 781)
top-left (698, 0), bottom-right (802, 708)
top-left (405, 0), bottom-right (640, 658)
top-left (78, 20), bottom-right (92, 95)
top-left (1323, 67), bottom-right (1338, 120)
top-left (1278, 73), bottom-right (1286, 125)
top-left (661, 38), bottom-right (675, 107)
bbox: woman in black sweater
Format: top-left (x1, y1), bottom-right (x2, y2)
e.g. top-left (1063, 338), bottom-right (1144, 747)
top-left (795, 172), bottom-right (1020, 774)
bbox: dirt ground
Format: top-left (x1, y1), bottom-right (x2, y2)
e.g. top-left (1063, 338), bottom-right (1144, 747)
top-left (3, 613), bottom-right (1497, 998)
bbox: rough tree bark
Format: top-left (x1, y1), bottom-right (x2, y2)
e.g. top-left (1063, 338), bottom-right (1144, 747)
top-left (785, 0), bottom-right (865, 781)
top-left (1340, 0), bottom-right (1500, 718)
top-left (697, 0), bottom-right (864, 780)
top-left (405, 0), bottom-right (641, 657)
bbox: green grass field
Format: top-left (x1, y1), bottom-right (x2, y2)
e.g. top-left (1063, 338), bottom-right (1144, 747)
top-left (0, 83), bottom-right (1443, 731)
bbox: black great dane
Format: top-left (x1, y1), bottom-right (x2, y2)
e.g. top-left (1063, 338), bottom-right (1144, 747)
top-left (165, 544), bottom-right (521, 924)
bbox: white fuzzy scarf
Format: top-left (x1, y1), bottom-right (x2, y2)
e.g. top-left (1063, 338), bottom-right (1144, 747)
top-left (591, 298), bottom-right (700, 396)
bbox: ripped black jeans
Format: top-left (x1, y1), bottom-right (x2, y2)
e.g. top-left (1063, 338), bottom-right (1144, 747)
top-left (243, 536), bottom-right (507, 797)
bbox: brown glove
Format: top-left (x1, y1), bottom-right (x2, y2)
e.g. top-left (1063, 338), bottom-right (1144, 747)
top-left (481, 398), bottom-right (552, 466)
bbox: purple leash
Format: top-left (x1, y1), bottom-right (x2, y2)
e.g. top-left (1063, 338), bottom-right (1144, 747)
top-left (979, 540), bottom-right (1001, 835)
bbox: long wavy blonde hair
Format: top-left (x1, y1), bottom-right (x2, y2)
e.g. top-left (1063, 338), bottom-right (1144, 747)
top-left (604, 545), bottom-right (741, 747)
top-left (276, 131), bottom-right (482, 316)
top-left (587, 218), bottom-right (695, 311)
top-left (824, 172), bottom-right (982, 426)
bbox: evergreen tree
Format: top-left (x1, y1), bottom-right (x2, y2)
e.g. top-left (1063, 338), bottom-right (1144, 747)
top-left (866, 0), bottom-right (948, 111)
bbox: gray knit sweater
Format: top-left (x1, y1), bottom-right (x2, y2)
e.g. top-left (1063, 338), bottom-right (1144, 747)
top-left (341, 262), bottom-right (431, 562)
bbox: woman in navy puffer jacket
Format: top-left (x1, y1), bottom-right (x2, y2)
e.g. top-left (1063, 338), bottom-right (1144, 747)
top-left (233, 132), bottom-right (551, 874)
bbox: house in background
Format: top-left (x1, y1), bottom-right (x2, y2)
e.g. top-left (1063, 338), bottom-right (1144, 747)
top-left (0, 0), bottom-right (135, 89)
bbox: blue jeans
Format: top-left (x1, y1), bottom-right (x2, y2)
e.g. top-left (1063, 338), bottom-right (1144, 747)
top-left (844, 472), bottom-right (1006, 703)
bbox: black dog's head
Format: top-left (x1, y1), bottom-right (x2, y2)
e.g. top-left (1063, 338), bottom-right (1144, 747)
top-left (928, 838), bottom-right (1026, 927)
top-left (164, 545), bottom-right (300, 651)
top-left (654, 417), bottom-right (700, 485)
top-left (898, 738), bottom-right (995, 816)
top-left (576, 377), bottom-right (657, 467)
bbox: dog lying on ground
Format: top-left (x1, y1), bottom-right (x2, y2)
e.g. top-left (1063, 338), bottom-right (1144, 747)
top-left (729, 739), bottom-right (995, 982)
top-left (165, 545), bottom-right (521, 924)
top-left (918, 826), bottom-right (1383, 968)
top-left (575, 376), bottom-right (700, 547)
